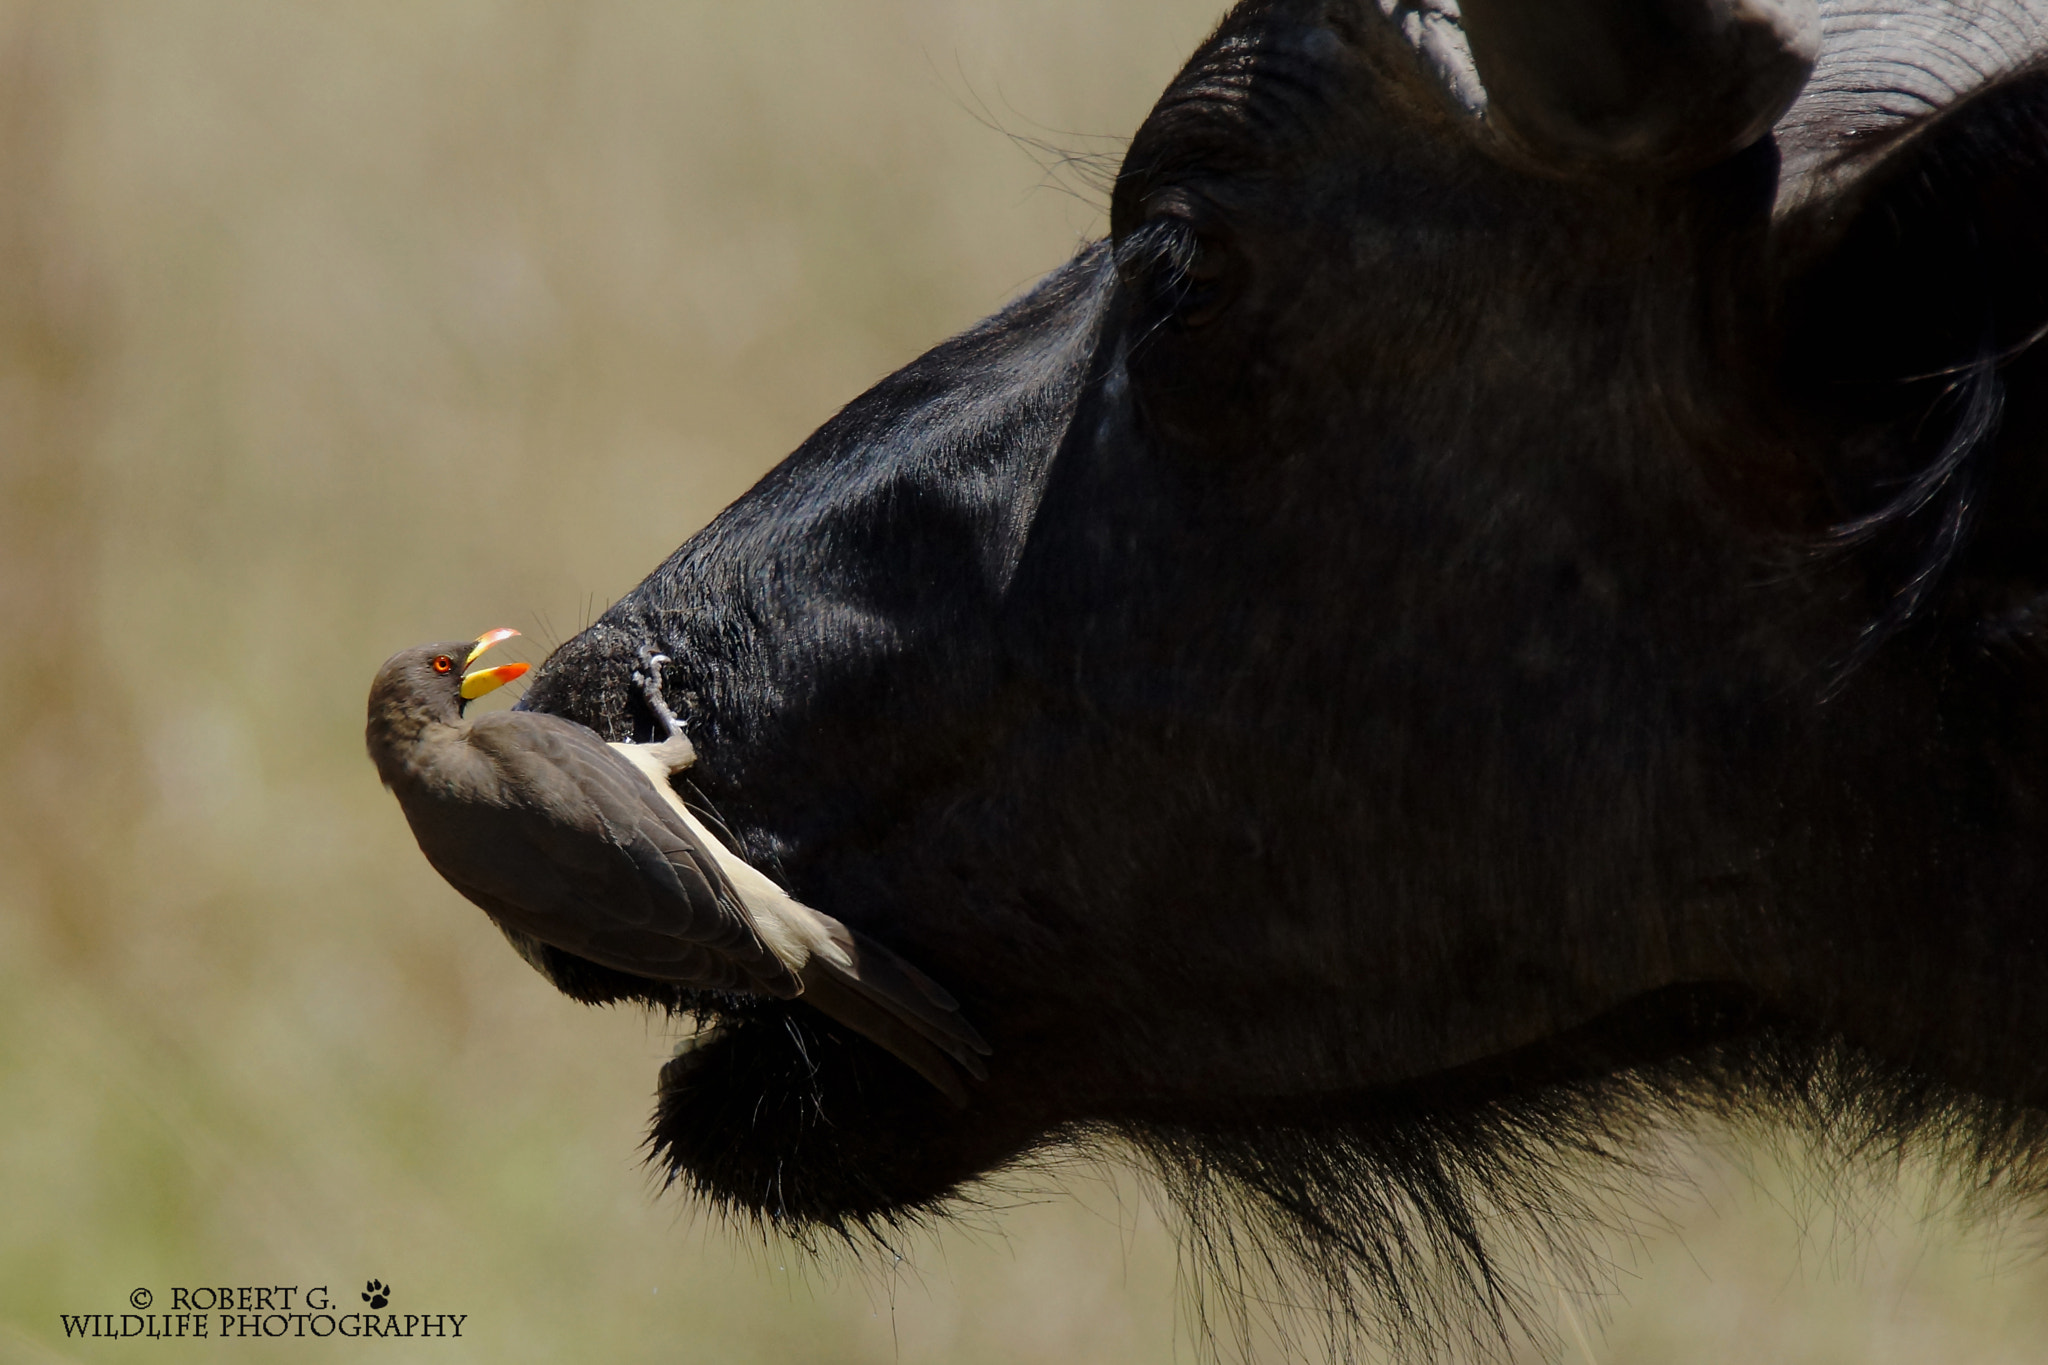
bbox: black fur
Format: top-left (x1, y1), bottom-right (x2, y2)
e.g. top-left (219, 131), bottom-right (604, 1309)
top-left (509, 1), bottom-right (2048, 1356)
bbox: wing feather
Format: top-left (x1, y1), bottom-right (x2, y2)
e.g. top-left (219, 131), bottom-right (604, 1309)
top-left (396, 707), bottom-right (991, 1098)
top-left (411, 711), bottom-right (799, 997)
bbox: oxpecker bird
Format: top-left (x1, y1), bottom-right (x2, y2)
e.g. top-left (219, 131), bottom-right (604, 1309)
top-left (365, 628), bottom-right (990, 1102)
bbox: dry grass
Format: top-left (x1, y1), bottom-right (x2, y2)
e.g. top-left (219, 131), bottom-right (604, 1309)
top-left (1, 2), bottom-right (2045, 1360)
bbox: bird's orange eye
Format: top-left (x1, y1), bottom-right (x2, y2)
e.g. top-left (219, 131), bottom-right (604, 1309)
top-left (432, 655), bottom-right (454, 673)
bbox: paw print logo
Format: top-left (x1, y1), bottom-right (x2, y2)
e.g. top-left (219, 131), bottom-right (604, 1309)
top-left (362, 1280), bottom-right (391, 1310)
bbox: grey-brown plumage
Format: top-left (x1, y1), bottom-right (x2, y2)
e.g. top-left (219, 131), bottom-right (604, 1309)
top-left (365, 631), bottom-right (990, 1102)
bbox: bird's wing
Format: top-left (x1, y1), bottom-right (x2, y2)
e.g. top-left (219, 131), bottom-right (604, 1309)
top-left (443, 713), bottom-right (992, 1102)
top-left (603, 738), bottom-right (995, 1091)
top-left (431, 711), bottom-right (800, 997)
top-left (794, 921), bottom-right (992, 1104)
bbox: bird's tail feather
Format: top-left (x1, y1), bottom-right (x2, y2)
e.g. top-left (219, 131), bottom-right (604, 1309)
top-left (797, 923), bottom-right (991, 1105)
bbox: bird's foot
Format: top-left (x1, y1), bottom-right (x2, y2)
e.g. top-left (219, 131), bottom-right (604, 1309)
top-left (632, 645), bottom-right (687, 741)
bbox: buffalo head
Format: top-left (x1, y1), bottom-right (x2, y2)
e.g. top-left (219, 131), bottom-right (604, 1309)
top-left (513, 0), bottom-right (2048, 1345)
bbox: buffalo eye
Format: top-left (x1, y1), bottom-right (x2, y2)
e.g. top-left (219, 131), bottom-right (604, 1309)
top-left (1116, 200), bottom-right (1239, 330)
top-left (432, 655), bottom-right (454, 674)
top-left (1175, 229), bottom-right (1234, 327)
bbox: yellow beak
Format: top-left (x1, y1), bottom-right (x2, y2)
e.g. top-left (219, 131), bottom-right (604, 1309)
top-left (460, 627), bottom-right (530, 700)
top-left (465, 627), bottom-right (521, 666)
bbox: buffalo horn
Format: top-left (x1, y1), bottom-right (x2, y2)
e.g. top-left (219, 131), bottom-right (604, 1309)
top-left (1456, 0), bottom-right (1821, 176)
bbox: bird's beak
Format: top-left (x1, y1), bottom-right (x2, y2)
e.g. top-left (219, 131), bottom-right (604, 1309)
top-left (466, 627), bottom-right (521, 666)
top-left (461, 627), bottom-right (530, 700)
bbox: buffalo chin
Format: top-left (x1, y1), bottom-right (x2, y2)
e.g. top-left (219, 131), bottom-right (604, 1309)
top-left (648, 1002), bottom-right (1032, 1237)
top-left (519, 930), bottom-right (1026, 1231)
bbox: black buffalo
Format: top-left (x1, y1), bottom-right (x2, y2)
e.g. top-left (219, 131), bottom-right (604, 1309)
top-left (511, 0), bottom-right (2048, 1348)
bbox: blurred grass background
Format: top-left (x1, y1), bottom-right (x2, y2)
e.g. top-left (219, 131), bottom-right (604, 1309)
top-left (0, 2), bottom-right (2046, 1361)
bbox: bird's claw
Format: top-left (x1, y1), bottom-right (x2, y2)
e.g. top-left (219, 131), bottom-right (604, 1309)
top-left (632, 646), bottom-right (687, 741)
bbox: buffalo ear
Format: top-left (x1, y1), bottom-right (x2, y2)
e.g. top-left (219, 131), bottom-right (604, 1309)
top-left (1775, 70), bottom-right (2048, 665)
top-left (1457, 0), bottom-right (1818, 176)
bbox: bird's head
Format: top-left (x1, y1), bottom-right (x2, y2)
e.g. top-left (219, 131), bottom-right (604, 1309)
top-left (368, 628), bottom-right (532, 732)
